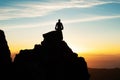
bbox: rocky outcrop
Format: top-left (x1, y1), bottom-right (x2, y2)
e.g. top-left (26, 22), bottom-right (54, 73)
top-left (0, 29), bottom-right (90, 80)
top-left (13, 30), bottom-right (90, 80)
top-left (0, 30), bottom-right (12, 64)
top-left (0, 30), bottom-right (12, 79)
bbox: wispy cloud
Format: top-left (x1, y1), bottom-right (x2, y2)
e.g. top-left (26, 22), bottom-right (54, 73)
top-left (2, 15), bottom-right (120, 30)
top-left (64, 15), bottom-right (120, 24)
top-left (1, 21), bottom-right (54, 30)
top-left (0, 0), bottom-right (119, 20)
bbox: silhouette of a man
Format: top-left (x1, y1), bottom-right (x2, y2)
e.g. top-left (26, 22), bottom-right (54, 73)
top-left (55, 19), bottom-right (64, 31)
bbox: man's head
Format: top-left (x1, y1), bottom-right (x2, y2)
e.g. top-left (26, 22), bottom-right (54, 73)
top-left (58, 19), bottom-right (61, 22)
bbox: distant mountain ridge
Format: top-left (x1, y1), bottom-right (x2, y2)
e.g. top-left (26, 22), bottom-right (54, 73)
top-left (89, 68), bottom-right (120, 80)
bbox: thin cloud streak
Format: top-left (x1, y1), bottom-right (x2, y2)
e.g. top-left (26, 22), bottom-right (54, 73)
top-left (2, 15), bottom-right (120, 30)
top-left (0, 0), bottom-right (119, 20)
top-left (1, 21), bottom-right (55, 30)
top-left (64, 15), bottom-right (120, 24)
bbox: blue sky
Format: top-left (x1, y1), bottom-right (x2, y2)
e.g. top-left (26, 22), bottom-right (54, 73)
top-left (0, 0), bottom-right (120, 68)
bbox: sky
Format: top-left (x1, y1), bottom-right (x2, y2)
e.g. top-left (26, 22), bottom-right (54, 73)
top-left (0, 0), bottom-right (120, 68)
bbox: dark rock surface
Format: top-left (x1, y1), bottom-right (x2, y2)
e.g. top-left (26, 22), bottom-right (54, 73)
top-left (0, 29), bottom-right (90, 80)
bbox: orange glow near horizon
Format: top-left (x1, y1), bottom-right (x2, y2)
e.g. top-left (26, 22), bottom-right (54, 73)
top-left (78, 53), bottom-right (120, 68)
top-left (8, 35), bottom-right (120, 65)
top-left (9, 43), bottom-right (35, 54)
top-left (9, 43), bottom-right (120, 68)
top-left (9, 43), bottom-right (120, 55)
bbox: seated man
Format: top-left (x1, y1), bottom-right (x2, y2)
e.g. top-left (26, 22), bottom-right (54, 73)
top-left (55, 19), bottom-right (64, 31)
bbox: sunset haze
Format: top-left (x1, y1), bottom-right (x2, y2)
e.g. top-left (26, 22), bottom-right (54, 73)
top-left (0, 0), bottom-right (120, 68)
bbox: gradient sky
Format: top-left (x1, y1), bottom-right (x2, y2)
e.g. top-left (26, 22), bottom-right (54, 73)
top-left (0, 0), bottom-right (120, 68)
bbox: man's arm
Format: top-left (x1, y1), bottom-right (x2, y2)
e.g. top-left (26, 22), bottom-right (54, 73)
top-left (55, 23), bottom-right (58, 30)
top-left (61, 23), bottom-right (64, 30)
